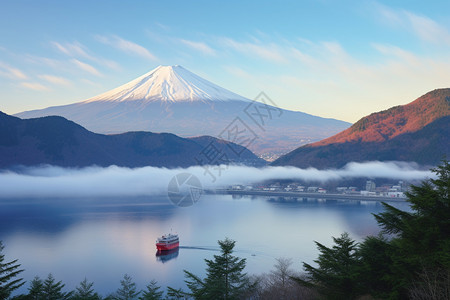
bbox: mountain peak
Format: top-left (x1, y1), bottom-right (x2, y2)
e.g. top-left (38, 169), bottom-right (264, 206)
top-left (84, 65), bottom-right (249, 103)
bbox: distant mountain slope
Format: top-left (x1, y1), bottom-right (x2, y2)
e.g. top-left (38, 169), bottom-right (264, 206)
top-left (273, 89), bottom-right (450, 169)
top-left (15, 65), bottom-right (350, 156)
top-left (0, 112), bottom-right (265, 168)
top-left (314, 89), bottom-right (450, 146)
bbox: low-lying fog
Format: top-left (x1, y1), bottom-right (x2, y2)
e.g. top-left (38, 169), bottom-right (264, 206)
top-left (0, 161), bottom-right (434, 198)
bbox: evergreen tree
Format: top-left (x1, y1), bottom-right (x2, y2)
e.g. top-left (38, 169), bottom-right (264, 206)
top-left (27, 276), bottom-right (44, 300)
top-left (373, 160), bottom-right (450, 298)
top-left (139, 280), bottom-right (163, 300)
top-left (43, 273), bottom-right (72, 300)
top-left (184, 238), bottom-right (249, 299)
top-left (356, 235), bottom-right (394, 298)
top-left (296, 232), bottom-right (360, 300)
top-left (114, 274), bottom-right (140, 300)
top-left (71, 277), bottom-right (101, 300)
top-left (0, 241), bottom-right (25, 299)
top-left (183, 270), bottom-right (204, 299)
top-left (165, 287), bottom-right (187, 299)
top-left (9, 294), bottom-right (28, 300)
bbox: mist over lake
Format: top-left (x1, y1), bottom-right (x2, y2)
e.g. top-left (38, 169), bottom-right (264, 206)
top-left (0, 162), bottom-right (433, 198)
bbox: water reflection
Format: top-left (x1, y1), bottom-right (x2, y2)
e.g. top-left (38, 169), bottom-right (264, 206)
top-left (155, 248), bottom-right (179, 263)
top-left (0, 196), bottom-right (175, 235)
top-left (0, 194), bottom-right (411, 296)
top-left (265, 196), bottom-right (400, 206)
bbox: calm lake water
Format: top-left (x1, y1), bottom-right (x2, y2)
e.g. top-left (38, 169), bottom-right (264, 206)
top-left (0, 194), bottom-right (409, 296)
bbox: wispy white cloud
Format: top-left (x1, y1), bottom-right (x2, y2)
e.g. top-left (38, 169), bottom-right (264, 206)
top-left (155, 22), bottom-right (170, 31)
top-left (0, 61), bottom-right (27, 80)
top-left (372, 44), bottom-right (421, 65)
top-left (223, 66), bottom-right (253, 80)
top-left (38, 74), bottom-right (71, 86)
top-left (52, 41), bottom-right (92, 59)
top-left (405, 12), bottom-right (450, 46)
top-left (96, 35), bottom-right (157, 61)
top-left (179, 39), bottom-right (216, 56)
top-left (20, 82), bottom-right (49, 91)
top-left (80, 78), bottom-right (101, 87)
top-left (100, 59), bottom-right (121, 70)
top-left (374, 2), bottom-right (403, 26)
top-left (374, 3), bottom-right (450, 46)
top-left (290, 48), bottom-right (318, 67)
top-left (220, 37), bottom-right (288, 64)
top-left (24, 55), bottom-right (66, 70)
top-left (52, 41), bottom-right (120, 71)
top-left (71, 59), bottom-right (102, 76)
top-left (215, 31), bottom-right (450, 121)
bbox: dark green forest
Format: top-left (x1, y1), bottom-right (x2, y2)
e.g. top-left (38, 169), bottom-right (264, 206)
top-left (1, 161), bottom-right (449, 299)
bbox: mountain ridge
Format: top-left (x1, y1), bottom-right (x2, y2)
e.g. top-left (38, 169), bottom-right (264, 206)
top-left (273, 89), bottom-right (450, 168)
top-left (0, 111), bottom-right (265, 169)
top-left (313, 88), bottom-right (450, 146)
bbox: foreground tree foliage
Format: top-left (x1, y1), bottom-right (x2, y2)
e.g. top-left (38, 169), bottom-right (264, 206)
top-left (183, 238), bottom-right (251, 299)
top-left (165, 286), bottom-right (186, 299)
top-left (27, 276), bottom-right (44, 300)
top-left (0, 241), bottom-right (25, 299)
top-left (72, 277), bottom-right (101, 300)
top-left (113, 274), bottom-right (140, 300)
top-left (295, 160), bottom-right (450, 299)
top-left (295, 232), bottom-right (361, 299)
top-left (251, 257), bottom-right (317, 300)
top-left (43, 273), bottom-right (73, 299)
top-left (356, 235), bottom-right (394, 298)
top-left (373, 160), bottom-right (450, 298)
top-left (408, 267), bottom-right (450, 300)
top-left (139, 279), bottom-right (164, 300)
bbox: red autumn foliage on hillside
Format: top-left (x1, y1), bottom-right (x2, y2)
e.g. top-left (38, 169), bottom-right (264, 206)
top-left (272, 89), bottom-right (450, 169)
top-left (313, 89), bottom-right (450, 146)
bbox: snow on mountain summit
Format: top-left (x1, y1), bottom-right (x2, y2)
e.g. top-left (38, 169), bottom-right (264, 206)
top-left (84, 65), bottom-right (249, 103)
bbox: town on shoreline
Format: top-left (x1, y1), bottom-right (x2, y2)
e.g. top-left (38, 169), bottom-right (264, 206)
top-left (209, 179), bottom-right (409, 202)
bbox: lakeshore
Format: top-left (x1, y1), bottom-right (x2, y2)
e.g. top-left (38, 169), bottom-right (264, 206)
top-left (209, 189), bottom-right (406, 202)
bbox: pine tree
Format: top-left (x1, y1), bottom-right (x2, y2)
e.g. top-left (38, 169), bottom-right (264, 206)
top-left (165, 287), bottom-right (186, 299)
top-left (43, 273), bottom-right (72, 300)
top-left (72, 277), bottom-right (101, 300)
top-left (373, 160), bottom-right (450, 298)
top-left (356, 235), bottom-right (394, 298)
top-left (114, 274), bottom-right (140, 300)
top-left (184, 237), bottom-right (249, 299)
top-left (139, 280), bottom-right (163, 300)
top-left (296, 232), bottom-right (360, 300)
top-left (0, 240), bottom-right (25, 299)
top-left (27, 276), bottom-right (44, 300)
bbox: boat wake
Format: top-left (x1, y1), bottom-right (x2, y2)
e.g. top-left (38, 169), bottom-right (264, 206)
top-left (179, 246), bottom-right (220, 252)
top-left (179, 246), bottom-right (269, 257)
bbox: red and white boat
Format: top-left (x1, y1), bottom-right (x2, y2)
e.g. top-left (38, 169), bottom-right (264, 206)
top-left (156, 233), bottom-right (179, 251)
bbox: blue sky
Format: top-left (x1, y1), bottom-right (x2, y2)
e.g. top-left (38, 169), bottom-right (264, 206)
top-left (1, 0), bottom-right (449, 122)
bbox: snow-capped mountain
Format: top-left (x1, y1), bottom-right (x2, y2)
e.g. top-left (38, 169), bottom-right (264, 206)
top-left (84, 65), bottom-right (248, 103)
top-left (16, 65), bottom-right (350, 157)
